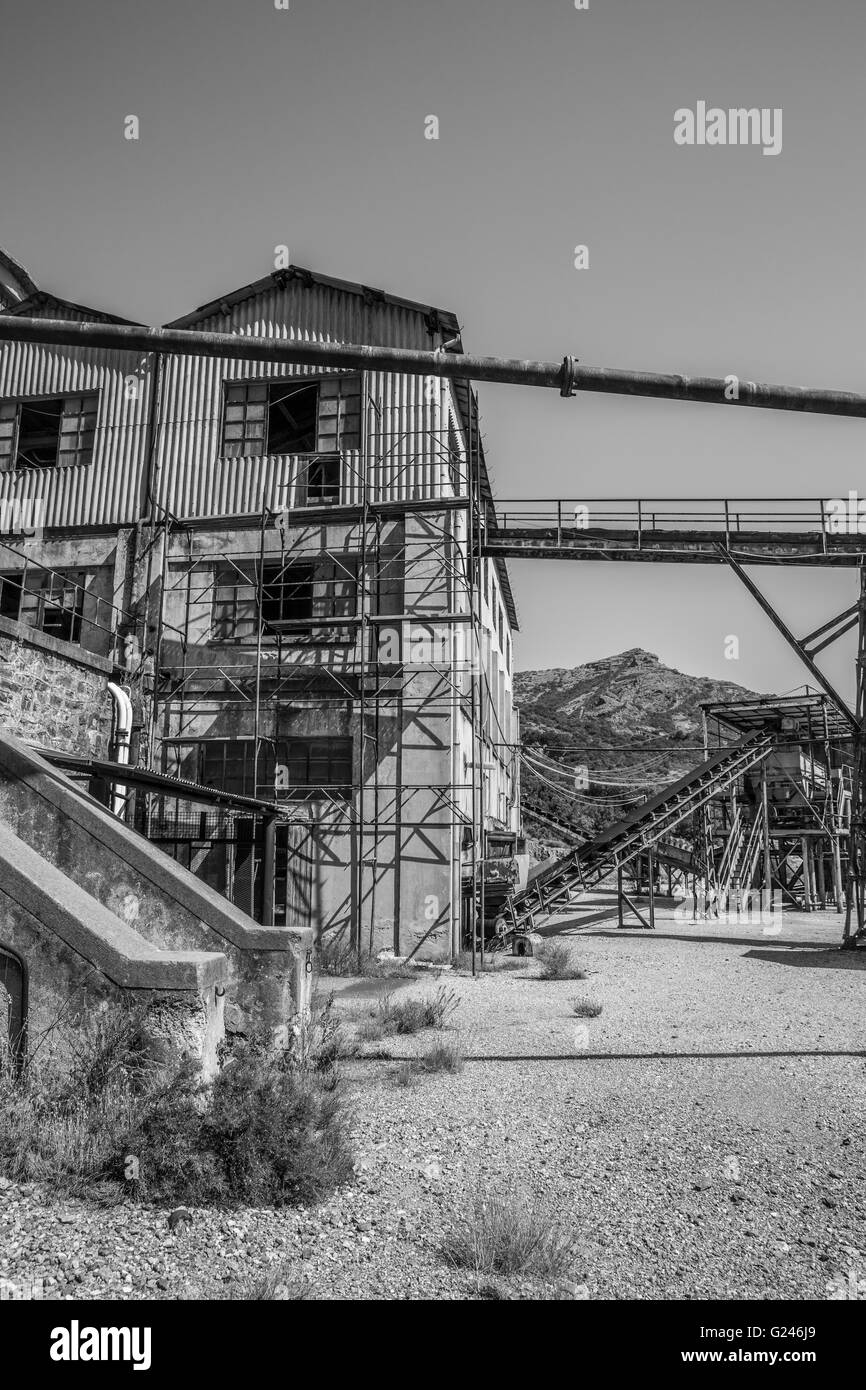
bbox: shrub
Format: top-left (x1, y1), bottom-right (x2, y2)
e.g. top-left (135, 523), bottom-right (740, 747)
top-left (317, 936), bottom-right (415, 979)
top-left (316, 935), bottom-right (358, 977)
top-left (572, 998), bottom-right (602, 1019)
top-left (377, 985), bottom-right (459, 1035)
top-left (534, 941), bottom-right (586, 981)
top-left (116, 1033), bottom-right (354, 1207)
top-left (393, 1062), bottom-right (418, 1088)
top-left (418, 1038), bottom-right (465, 1074)
top-left (0, 1015), bottom-right (355, 1209)
top-left (208, 1267), bottom-right (313, 1300)
top-left (0, 1011), bottom-right (156, 1189)
top-left (307, 994), bottom-right (359, 1068)
top-left (356, 1015), bottom-right (387, 1044)
top-left (442, 1189), bottom-right (578, 1282)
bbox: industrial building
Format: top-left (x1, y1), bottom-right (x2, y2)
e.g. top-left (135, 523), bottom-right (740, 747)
top-left (0, 259), bottom-right (520, 962)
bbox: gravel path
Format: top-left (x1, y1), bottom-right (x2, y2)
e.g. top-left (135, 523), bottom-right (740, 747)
top-left (2, 907), bottom-right (864, 1301)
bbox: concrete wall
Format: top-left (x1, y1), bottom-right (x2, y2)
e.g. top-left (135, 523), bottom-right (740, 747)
top-left (0, 817), bottom-right (226, 1077)
top-left (0, 733), bottom-right (313, 1043)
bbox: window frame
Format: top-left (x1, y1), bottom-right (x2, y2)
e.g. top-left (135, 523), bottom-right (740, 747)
top-left (164, 735), bottom-right (354, 802)
top-left (0, 392), bottom-right (99, 473)
top-left (210, 554), bottom-right (358, 645)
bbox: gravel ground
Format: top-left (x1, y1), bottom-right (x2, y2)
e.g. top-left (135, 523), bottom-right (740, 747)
top-left (2, 906), bottom-right (865, 1301)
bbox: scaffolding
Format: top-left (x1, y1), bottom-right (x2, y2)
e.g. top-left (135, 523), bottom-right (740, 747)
top-left (141, 382), bottom-right (520, 959)
top-left (4, 312), bottom-right (866, 950)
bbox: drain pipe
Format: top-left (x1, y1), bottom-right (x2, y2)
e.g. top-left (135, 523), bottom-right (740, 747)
top-left (107, 682), bottom-right (132, 817)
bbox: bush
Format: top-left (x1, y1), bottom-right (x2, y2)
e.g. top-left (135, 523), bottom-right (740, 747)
top-left (355, 986), bottom-right (459, 1043)
top-left (116, 1033), bottom-right (354, 1207)
top-left (207, 1267), bottom-right (312, 1301)
top-left (0, 1014), bottom-right (355, 1209)
top-left (0, 1011), bottom-right (156, 1189)
top-left (534, 941), bottom-right (586, 981)
top-left (378, 986), bottom-right (458, 1035)
top-left (572, 998), bottom-right (602, 1019)
top-left (418, 1038), bottom-right (465, 1074)
top-left (307, 994), bottom-right (359, 1068)
top-left (317, 936), bottom-right (415, 979)
top-left (393, 1062), bottom-right (418, 1088)
top-left (442, 1190), bottom-right (579, 1282)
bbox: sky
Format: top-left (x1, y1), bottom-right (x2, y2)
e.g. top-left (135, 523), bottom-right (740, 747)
top-left (1, 0), bottom-right (864, 700)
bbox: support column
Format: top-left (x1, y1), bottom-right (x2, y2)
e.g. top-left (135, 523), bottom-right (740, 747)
top-left (801, 836), bottom-right (813, 912)
top-left (815, 843), bottom-right (827, 910)
top-left (844, 563), bottom-right (866, 945)
top-left (832, 816), bottom-right (844, 913)
top-left (761, 760), bottom-right (772, 913)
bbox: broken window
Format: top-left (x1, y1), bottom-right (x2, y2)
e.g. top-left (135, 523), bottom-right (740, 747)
top-left (267, 381), bottom-right (319, 453)
top-left (0, 572), bottom-right (22, 621)
top-left (261, 562), bottom-right (315, 630)
top-left (16, 398), bottom-right (62, 467)
top-left (212, 556), bottom-right (356, 641)
top-left (0, 395), bottom-right (98, 472)
top-left (304, 454), bottom-right (341, 505)
top-left (219, 374), bottom-right (360, 462)
top-left (0, 568), bottom-right (88, 643)
top-left (221, 380), bottom-right (318, 456)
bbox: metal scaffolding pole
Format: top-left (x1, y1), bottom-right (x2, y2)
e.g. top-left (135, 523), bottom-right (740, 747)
top-left (844, 566), bottom-right (866, 944)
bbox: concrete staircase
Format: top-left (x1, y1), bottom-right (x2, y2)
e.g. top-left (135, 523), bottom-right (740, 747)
top-left (0, 731), bottom-right (312, 1073)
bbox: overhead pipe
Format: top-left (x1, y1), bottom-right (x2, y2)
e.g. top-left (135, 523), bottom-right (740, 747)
top-left (106, 682), bottom-right (132, 817)
top-left (2, 316), bottom-right (866, 418)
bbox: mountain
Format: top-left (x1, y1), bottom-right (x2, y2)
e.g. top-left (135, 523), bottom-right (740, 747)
top-left (514, 649), bottom-right (761, 847)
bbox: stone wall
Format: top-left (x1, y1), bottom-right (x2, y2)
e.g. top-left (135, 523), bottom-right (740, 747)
top-left (0, 619), bottom-right (113, 757)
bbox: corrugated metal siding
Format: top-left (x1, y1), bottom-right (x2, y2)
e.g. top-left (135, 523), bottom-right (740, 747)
top-left (156, 282), bottom-right (456, 518)
top-left (0, 304), bottom-right (150, 527)
top-left (0, 283), bottom-right (464, 527)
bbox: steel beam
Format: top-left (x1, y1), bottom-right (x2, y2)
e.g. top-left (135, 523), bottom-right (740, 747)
top-left (715, 546), bottom-right (858, 728)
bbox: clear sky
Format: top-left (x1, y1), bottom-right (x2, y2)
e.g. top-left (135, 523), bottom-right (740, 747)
top-left (1, 0), bottom-right (864, 699)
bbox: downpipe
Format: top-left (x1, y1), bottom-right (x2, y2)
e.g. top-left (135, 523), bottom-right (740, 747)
top-left (107, 682), bottom-right (133, 818)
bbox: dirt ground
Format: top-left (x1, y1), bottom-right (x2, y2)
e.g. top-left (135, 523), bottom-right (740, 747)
top-left (2, 905), bottom-right (865, 1301)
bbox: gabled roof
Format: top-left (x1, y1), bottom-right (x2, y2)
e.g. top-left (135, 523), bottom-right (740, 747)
top-left (166, 264), bottom-right (518, 631)
top-left (164, 264), bottom-right (462, 336)
top-left (2, 290), bottom-right (142, 326)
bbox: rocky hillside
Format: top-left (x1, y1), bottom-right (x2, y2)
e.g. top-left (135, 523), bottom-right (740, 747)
top-left (515, 649), bottom-right (761, 845)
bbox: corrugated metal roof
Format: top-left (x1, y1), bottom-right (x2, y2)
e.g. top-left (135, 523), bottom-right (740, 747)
top-left (165, 265), bottom-right (462, 339)
top-left (0, 262), bottom-right (518, 628)
top-left (0, 248), bottom-right (38, 305)
top-left (2, 291), bottom-right (143, 327)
